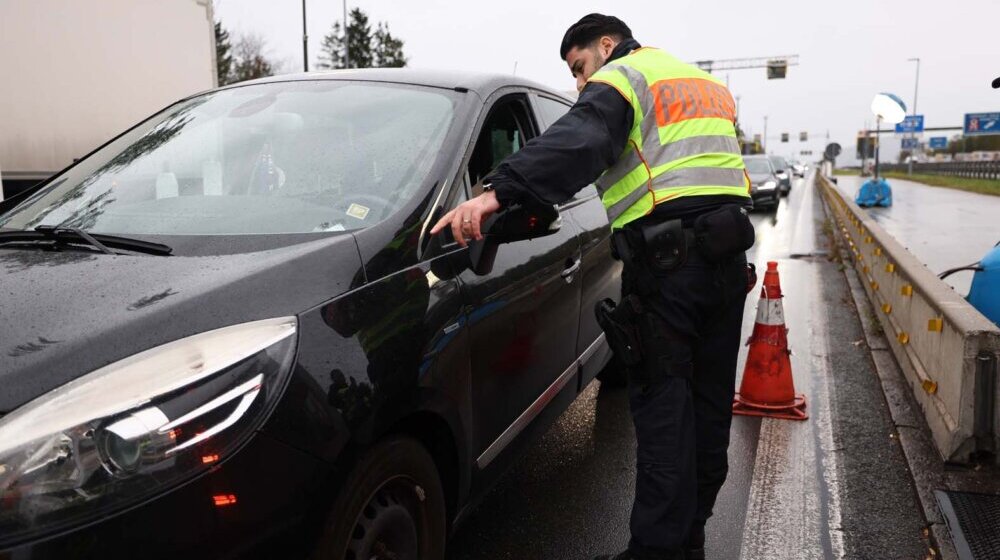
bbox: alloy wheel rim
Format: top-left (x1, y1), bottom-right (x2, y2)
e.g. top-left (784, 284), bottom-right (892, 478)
top-left (344, 477), bottom-right (426, 560)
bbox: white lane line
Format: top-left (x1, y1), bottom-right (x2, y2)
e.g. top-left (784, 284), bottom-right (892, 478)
top-left (738, 218), bottom-right (845, 559)
top-left (790, 172), bottom-right (820, 257)
top-left (812, 305), bottom-right (846, 559)
top-left (739, 416), bottom-right (826, 560)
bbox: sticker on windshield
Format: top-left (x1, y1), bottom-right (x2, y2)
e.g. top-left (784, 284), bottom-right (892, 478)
top-left (346, 203), bottom-right (370, 220)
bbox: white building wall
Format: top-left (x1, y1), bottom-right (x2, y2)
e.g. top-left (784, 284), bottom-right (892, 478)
top-left (0, 0), bottom-right (216, 179)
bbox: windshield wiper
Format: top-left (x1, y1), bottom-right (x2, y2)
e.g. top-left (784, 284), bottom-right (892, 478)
top-left (37, 225), bottom-right (116, 254)
top-left (0, 226), bottom-right (173, 256)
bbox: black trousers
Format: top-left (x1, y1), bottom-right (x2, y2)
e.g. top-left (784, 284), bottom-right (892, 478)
top-left (622, 247), bottom-right (749, 557)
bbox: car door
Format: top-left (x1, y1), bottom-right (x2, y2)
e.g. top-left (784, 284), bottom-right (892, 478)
top-left (531, 93), bottom-right (621, 387)
top-left (453, 90), bottom-right (583, 469)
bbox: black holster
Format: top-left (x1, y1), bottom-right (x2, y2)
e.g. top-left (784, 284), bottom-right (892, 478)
top-left (611, 217), bottom-right (692, 273)
top-left (595, 296), bottom-right (644, 368)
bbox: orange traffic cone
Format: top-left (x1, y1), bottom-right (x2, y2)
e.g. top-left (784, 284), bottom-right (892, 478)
top-left (733, 261), bottom-right (808, 421)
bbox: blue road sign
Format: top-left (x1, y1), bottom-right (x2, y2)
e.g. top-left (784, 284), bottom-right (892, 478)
top-left (895, 115), bottom-right (924, 133)
top-left (901, 138), bottom-right (919, 149)
top-left (965, 113), bottom-right (1000, 136)
top-left (929, 137), bottom-right (948, 149)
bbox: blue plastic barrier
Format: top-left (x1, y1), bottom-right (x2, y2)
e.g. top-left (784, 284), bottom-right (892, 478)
top-left (855, 178), bottom-right (893, 207)
top-left (969, 244), bottom-right (1000, 326)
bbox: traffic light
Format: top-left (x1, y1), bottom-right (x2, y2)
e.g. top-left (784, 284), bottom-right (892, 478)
top-left (855, 133), bottom-right (876, 159)
top-left (767, 60), bottom-right (788, 79)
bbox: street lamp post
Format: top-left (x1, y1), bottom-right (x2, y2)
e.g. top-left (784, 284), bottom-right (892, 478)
top-left (763, 115), bottom-right (768, 153)
top-left (874, 117), bottom-right (882, 180)
top-left (343, 0), bottom-right (350, 68)
top-left (907, 57), bottom-right (920, 175)
top-left (301, 0), bottom-right (308, 72)
top-left (870, 93), bottom-right (907, 182)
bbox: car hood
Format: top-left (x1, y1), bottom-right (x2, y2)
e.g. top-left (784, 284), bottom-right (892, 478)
top-left (748, 172), bottom-right (775, 184)
top-left (0, 235), bottom-right (363, 412)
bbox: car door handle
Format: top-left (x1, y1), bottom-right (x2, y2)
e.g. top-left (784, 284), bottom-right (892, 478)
top-left (560, 258), bottom-right (581, 281)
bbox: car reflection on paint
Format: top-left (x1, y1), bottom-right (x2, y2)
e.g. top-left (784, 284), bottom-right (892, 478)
top-left (0, 69), bottom-right (620, 558)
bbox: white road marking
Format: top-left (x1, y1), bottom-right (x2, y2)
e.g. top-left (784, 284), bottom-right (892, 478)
top-left (738, 179), bottom-right (845, 560)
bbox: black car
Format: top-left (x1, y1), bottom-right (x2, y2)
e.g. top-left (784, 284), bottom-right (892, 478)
top-left (0, 69), bottom-right (620, 559)
top-left (743, 155), bottom-right (780, 211)
top-left (767, 154), bottom-right (793, 196)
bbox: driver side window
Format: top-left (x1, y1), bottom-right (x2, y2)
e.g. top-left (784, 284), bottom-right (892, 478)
top-left (464, 95), bottom-right (535, 201)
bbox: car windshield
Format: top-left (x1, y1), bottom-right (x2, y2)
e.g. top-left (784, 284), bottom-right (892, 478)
top-left (0, 81), bottom-right (457, 235)
top-left (769, 156), bottom-right (788, 170)
top-left (744, 158), bottom-right (772, 174)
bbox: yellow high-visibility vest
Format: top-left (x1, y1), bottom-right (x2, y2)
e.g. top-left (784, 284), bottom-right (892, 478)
top-left (589, 47), bottom-right (751, 229)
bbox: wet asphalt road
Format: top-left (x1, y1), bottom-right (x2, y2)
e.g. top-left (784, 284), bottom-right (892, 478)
top-left (835, 175), bottom-right (1000, 295)
top-left (446, 172), bottom-right (931, 560)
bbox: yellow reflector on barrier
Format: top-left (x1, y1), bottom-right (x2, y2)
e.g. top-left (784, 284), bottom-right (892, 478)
top-left (863, 266), bottom-right (869, 274)
top-left (898, 332), bottom-right (909, 344)
top-left (901, 285), bottom-right (913, 296)
top-left (874, 248), bottom-right (882, 256)
top-left (922, 379), bottom-right (938, 395)
top-left (886, 264), bottom-right (895, 273)
top-left (871, 281), bottom-right (879, 290)
top-left (882, 303), bottom-right (892, 314)
top-left (865, 235), bottom-right (873, 244)
top-left (928, 318), bottom-right (943, 332)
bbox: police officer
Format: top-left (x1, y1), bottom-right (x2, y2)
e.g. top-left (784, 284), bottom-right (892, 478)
top-left (432, 14), bottom-right (754, 560)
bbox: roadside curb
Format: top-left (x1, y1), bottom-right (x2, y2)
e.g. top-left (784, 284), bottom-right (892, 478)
top-left (820, 183), bottom-right (957, 560)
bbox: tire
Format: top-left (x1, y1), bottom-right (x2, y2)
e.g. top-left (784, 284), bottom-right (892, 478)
top-left (314, 436), bottom-right (447, 560)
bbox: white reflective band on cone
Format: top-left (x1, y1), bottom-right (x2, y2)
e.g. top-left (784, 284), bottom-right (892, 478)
top-left (754, 295), bottom-right (786, 326)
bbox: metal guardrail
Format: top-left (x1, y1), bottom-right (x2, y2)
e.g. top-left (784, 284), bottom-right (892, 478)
top-left (817, 174), bottom-right (1000, 463)
top-left (881, 161), bottom-right (1000, 180)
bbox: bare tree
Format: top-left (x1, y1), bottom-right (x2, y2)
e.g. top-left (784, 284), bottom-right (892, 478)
top-left (231, 33), bottom-right (275, 83)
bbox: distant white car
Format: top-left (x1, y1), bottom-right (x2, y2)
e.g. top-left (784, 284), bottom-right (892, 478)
top-left (790, 160), bottom-right (806, 177)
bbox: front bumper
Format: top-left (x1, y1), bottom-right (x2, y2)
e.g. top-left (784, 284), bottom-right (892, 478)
top-left (1, 432), bottom-right (331, 559)
top-left (751, 188), bottom-right (779, 207)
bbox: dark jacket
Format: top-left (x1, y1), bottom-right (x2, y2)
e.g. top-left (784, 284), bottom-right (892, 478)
top-left (488, 39), bottom-right (748, 223)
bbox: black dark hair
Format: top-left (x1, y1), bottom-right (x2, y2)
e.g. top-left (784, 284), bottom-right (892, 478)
top-left (560, 14), bottom-right (633, 60)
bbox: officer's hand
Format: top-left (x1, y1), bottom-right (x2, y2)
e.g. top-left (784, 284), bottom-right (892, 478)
top-left (430, 191), bottom-right (501, 248)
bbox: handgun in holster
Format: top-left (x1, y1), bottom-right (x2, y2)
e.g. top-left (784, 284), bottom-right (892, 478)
top-left (595, 295), bottom-right (645, 368)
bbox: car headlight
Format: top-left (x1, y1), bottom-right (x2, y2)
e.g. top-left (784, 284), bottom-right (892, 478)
top-left (759, 181), bottom-right (777, 190)
top-left (0, 317), bottom-right (297, 545)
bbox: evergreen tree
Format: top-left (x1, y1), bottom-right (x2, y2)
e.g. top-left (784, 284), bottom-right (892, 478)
top-left (345, 8), bottom-right (373, 69)
top-left (215, 21), bottom-right (234, 85)
top-left (374, 22), bottom-right (407, 68)
top-left (316, 8), bottom-right (407, 70)
top-left (317, 22), bottom-right (346, 70)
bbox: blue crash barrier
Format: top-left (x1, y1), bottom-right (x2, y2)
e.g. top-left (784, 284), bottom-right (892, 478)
top-left (855, 178), bottom-right (892, 207)
top-left (968, 243), bottom-right (1000, 326)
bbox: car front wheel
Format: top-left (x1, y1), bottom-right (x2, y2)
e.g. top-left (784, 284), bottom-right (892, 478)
top-left (315, 436), bottom-right (447, 560)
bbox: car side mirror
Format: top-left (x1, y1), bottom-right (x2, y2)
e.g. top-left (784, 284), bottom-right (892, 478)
top-left (484, 202), bottom-right (561, 244)
top-left (468, 203), bottom-right (562, 275)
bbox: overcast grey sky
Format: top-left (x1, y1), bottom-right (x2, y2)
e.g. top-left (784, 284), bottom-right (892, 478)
top-left (216, 0), bottom-right (1000, 164)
